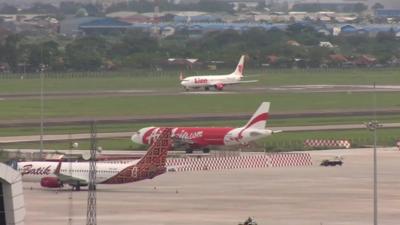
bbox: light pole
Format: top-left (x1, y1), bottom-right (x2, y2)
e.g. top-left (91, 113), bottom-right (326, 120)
top-left (366, 120), bottom-right (382, 225)
top-left (39, 64), bottom-right (45, 160)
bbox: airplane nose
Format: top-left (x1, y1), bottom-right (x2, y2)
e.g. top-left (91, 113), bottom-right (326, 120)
top-left (131, 132), bottom-right (142, 144)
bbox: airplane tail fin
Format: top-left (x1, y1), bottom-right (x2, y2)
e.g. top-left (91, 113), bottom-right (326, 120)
top-left (242, 102), bottom-right (270, 130)
top-left (231, 55), bottom-right (245, 78)
top-left (101, 128), bottom-right (172, 184)
top-left (179, 72), bottom-right (184, 81)
top-left (137, 127), bottom-right (172, 168)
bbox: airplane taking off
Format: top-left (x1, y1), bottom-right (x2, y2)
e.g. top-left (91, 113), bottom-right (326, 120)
top-left (15, 128), bottom-right (172, 190)
top-left (179, 55), bottom-right (257, 91)
top-left (131, 102), bottom-right (280, 153)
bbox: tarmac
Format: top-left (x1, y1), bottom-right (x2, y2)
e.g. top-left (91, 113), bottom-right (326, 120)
top-left (23, 148), bottom-right (400, 225)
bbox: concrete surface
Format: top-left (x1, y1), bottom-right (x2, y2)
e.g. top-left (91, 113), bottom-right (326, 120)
top-left (23, 148), bottom-right (400, 225)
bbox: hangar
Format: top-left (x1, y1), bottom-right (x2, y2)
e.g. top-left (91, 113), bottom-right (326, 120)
top-left (0, 163), bottom-right (25, 225)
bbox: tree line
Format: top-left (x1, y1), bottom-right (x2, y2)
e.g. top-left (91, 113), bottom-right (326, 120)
top-left (0, 24), bottom-right (399, 72)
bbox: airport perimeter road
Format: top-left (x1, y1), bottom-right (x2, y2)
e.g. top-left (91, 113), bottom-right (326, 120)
top-left (1, 123), bottom-right (400, 143)
top-left (24, 148), bottom-right (400, 225)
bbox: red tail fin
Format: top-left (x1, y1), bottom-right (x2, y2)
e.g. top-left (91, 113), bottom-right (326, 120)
top-left (101, 128), bottom-right (172, 184)
top-left (137, 127), bottom-right (172, 167)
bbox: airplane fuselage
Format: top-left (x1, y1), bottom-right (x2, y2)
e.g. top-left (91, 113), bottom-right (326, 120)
top-left (132, 126), bottom-right (272, 148)
top-left (180, 74), bottom-right (241, 90)
top-left (17, 161), bottom-right (133, 184)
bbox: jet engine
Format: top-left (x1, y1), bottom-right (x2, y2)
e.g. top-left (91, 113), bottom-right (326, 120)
top-left (215, 83), bottom-right (224, 91)
top-left (40, 177), bottom-right (63, 188)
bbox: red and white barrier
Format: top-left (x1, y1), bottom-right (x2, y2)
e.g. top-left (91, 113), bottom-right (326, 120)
top-left (269, 153), bottom-right (313, 167)
top-left (166, 153), bottom-right (312, 172)
top-left (304, 139), bottom-right (351, 149)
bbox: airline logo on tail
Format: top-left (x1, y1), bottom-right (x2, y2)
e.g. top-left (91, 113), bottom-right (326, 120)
top-left (238, 64), bottom-right (243, 75)
top-left (103, 128), bottom-right (172, 184)
top-left (237, 102), bottom-right (270, 140)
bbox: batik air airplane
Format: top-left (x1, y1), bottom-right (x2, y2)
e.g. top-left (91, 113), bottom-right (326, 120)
top-left (179, 55), bottom-right (257, 91)
top-left (15, 128), bottom-right (172, 191)
top-left (131, 102), bottom-right (280, 153)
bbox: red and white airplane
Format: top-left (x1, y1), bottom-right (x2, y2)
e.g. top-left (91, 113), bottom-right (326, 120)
top-left (15, 128), bottom-right (172, 190)
top-left (131, 102), bottom-right (279, 153)
top-left (179, 55), bottom-right (257, 91)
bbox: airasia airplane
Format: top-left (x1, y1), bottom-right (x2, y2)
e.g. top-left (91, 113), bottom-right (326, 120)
top-left (131, 102), bottom-right (279, 153)
top-left (15, 128), bottom-right (172, 190)
top-left (179, 55), bottom-right (257, 91)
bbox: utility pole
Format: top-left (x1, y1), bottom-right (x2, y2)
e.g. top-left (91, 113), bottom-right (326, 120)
top-left (68, 134), bottom-right (73, 225)
top-left (366, 120), bottom-right (381, 225)
top-left (39, 64), bottom-right (45, 160)
top-left (365, 82), bottom-right (381, 225)
top-left (86, 122), bottom-right (97, 225)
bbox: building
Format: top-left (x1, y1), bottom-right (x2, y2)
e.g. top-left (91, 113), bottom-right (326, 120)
top-left (375, 9), bottom-right (400, 18)
top-left (0, 163), bottom-right (25, 225)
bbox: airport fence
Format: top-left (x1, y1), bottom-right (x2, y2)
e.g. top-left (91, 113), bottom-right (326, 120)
top-left (262, 135), bottom-right (400, 152)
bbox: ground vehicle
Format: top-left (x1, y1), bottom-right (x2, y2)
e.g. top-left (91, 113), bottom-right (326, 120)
top-left (320, 156), bottom-right (343, 166)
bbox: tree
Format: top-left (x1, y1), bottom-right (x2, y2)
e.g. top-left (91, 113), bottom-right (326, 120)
top-left (75, 8), bottom-right (88, 17)
top-left (59, 2), bottom-right (83, 15)
top-left (83, 3), bottom-right (103, 17)
top-left (0, 4), bottom-right (18, 14)
top-left (25, 41), bottom-right (60, 70)
top-left (307, 46), bottom-right (331, 67)
top-left (353, 3), bottom-right (368, 13)
top-left (256, 1), bottom-right (267, 11)
top-left (22, 3), bottom-right (59, 14)
top-left (2, 34), bottom-right (21, 72)
top-left (112, 30), bottom-right (158, 57)
top-left (371, 3), bottom-right (384, 11)
top-left (65, 37), bottom-right (108, 71)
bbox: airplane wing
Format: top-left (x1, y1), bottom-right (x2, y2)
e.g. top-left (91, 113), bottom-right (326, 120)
top-left (172, 136), bottom-right (196, 147)
top-left (58, 173), bottom-right (88, 186)
top-left (209, 80), bottom-right (258, 86)
top-left (54, 161), bottom-right (89, 186)
top-left (237, 80), bottom-right (258, 83)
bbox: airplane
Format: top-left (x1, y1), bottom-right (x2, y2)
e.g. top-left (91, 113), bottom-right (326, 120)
top-left (179, 55), bottom-right (257, 91)
top-left (131, 102), bottom-right (280, 153)
top-left (15, 128), bottom-right (172, 191)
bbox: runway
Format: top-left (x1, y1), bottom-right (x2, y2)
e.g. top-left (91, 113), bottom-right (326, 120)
top-left (23, 148), bottom-right (400, 225)
top-left (1, 84), bottom-right (400, 100)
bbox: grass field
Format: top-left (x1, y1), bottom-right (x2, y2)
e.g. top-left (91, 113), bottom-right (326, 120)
top-left (0, 91), bottom-right (398, 120)
top-left (0, 68), bottom-right (398, 149)
top-left (0, 68), bottom-right (399, 93)
top-left (0, 113), bottom-right (399, 137)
